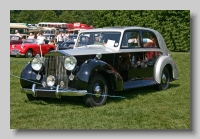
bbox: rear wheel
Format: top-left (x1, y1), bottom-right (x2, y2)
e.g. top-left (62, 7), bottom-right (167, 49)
top-left (83, 74), bottom-right (108, 107)
top-left (157, 67), bottom-right (170, 90)
top-left (25, 49), bottom-right (33, 58)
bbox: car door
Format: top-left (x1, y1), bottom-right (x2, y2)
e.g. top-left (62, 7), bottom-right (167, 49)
top-left (140, 30), bottom-right (161, 78)
top-left (119, 30), bottom-right (145, 82)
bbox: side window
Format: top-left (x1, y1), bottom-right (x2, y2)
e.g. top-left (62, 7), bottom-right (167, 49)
top-left (142, 31), bottom-right (159, 48)
top-left (121, 31), bottom-right (140, 49)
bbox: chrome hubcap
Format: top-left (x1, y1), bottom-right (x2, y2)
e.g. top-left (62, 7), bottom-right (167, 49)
top-left (162, 74), bottom-right (166, 83)
top-left (94, 85), bottom-right (101, 98)
top-left (27, 52), bottom-right (32, 57)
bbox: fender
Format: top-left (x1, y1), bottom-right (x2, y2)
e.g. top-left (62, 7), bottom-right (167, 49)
top-left (154, 55), bottom-right (179, 83)
top-left (20, 62), bottom-right (46, 88)
top-left (76, 59), bottom-right (123, 91)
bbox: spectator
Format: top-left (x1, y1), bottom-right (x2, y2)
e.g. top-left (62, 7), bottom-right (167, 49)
top-left (37, 32), bottom-right (45, 44)
top-left (48, 40), bottom-right (55, 45)
top-left (28, 33), bottom-right (34, 39)
top-left (63, 33), bottom-right (67, 42)
top-left (15, 30), bottom-right (21, 38)
top-left (56, 31), bottom-right (64, 44)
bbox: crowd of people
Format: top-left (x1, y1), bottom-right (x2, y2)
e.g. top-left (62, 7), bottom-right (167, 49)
top-left (14, 29), bottom-right (75, 46)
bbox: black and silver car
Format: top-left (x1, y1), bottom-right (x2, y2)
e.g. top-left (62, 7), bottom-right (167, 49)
top-left (20, 26), bottom-right (179, 107)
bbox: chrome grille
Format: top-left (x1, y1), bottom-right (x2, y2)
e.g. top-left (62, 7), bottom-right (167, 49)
top-left (45, 56), bottom-right (68, 88)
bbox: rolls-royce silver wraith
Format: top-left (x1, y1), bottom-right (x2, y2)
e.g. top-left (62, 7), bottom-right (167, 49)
top-left (20, 26), bottom-right (179, 107)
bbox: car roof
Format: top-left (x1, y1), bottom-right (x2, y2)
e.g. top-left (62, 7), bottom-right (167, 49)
top-left (79, 26), bottom-right (156, 32)
top-left (79, 26), bottom-right (169, 55)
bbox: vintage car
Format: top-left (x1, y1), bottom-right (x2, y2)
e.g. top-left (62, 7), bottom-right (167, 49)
top-left (43, 34), bottom-right (56, 44)
top-left (20, 26), bottom-right (179, 107)
top-left (10, 34), bottom-right (22, 45)
top-left (10, 39), bottom-right (56, 58)
top-left (57, 34), bottom-right (78, 50)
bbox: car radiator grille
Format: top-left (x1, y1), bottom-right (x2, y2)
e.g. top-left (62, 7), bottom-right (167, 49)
top-left (45, 56), bottom-right (68, 88)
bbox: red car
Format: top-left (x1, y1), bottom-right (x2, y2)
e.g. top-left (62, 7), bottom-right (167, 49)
top-left (10, 35), bottom-right (23, 45)
top-left (10, 39), bottom-right (56, 58)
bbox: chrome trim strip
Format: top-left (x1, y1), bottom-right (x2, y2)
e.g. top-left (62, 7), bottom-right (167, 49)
top-left (21, 84), bottom-right (87, 97)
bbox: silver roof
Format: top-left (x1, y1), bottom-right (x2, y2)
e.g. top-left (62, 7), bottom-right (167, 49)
top-left (78, 26), bottom-right (170, 55)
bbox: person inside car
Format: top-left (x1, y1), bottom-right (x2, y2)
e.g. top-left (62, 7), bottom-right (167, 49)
top-left (48, 40), bottom-right (55, 45)
top-left (143, 37), bottom-right (156, 47)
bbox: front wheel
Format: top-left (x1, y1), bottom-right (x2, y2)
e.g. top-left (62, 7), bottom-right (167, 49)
top-left (157, 67), bottom-right (170, 90)
top-left (83, 74), bottom-right (108, 107)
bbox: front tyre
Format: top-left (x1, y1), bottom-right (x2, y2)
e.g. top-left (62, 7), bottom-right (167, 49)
top-left (157, 67), bottom-right (170, 90)
top-left (83, 74), bottom-right (108, 107)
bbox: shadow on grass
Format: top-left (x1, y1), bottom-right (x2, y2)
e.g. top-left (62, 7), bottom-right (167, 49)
top-left (106, 83), bottom-right (180, 104)
top-left (24, 83), bottom-right (180, 107)
top-left (24, 96), bottom-right (85, 107)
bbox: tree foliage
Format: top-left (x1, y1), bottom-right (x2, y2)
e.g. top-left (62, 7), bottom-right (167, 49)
top-left (10, 10), bottom-right (190, 51)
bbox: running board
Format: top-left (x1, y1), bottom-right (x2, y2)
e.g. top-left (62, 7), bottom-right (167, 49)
top-left (123, 79), bottom-right (158, 90)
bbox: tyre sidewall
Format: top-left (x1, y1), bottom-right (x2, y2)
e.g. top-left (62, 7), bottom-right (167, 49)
top-left (84, 74), bottom-right (108, 107)
top-left (157, 67), bottom-right (170, 90)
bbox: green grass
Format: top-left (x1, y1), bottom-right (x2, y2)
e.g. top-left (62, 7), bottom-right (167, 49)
top-left (10, 52), bottom-right (190, 129)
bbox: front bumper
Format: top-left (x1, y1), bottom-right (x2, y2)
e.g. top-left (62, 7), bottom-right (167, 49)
top-left (21, 84), bottom-right (87, 98)
top-left (10, 52), bottom-right (25, 57)
top-left (16, 53), bottom-right (25, 57)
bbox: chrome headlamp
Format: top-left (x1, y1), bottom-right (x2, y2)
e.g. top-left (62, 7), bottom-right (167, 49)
top-left (31, 54), bottom-right (43, 71)
top-left (64, 56), bottom-right (77, 71)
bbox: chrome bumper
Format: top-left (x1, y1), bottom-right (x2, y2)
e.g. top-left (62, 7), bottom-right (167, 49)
top-left (21, 84), bottom-right (87, 98)
top-left (16, 53), bottom-right (25, 57)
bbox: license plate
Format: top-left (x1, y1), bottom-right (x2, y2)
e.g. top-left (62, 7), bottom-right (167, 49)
top-left (11, 50), bottom-right (19, 55)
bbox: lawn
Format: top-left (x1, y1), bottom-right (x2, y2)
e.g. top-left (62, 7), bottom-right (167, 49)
top-left (10, 52), bottom-right (190, 129)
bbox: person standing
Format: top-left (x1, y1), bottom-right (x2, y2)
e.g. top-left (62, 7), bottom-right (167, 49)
top-left (28, 32), bottom-right (34, 39)
top-left (15, 30), bottom-right (21, 38)
top-left (56, 31), bottom-right (64, 44)
top-left (37, 32), bottom-right (45, 44)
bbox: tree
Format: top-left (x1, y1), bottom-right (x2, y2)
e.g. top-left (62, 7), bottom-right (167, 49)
top-left (40, 10), bottom-right (58, 22)
top-left (16, 10), bottom-right (43, 24)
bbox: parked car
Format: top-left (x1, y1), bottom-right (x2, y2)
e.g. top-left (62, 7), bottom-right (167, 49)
top-left (43, 34), bottom-right (56, 44)
top-left (10, 34), bottom-right (22, 45)
top-left (10, 39), bottom-right (56, 58)
top-left (57, 34), bottom-right (79, 50)
top-left (20, 26), bottom-right (179, 107)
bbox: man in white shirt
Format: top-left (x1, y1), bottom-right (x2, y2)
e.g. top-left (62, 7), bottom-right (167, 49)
top-left (56, 31), bottom-right (64, 44)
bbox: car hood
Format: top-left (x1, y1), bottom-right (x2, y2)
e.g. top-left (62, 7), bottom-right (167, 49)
top-left (62, 45), bottom-right (118, 56)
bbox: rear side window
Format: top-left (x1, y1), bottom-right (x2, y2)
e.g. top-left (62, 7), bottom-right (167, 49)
top-left (121, 31), bottom-right (141, 49)
top-left (142, 31), bottom-right (159, 48)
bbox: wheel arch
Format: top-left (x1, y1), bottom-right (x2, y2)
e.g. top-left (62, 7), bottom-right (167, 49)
top-left (76, 59), bottom-right (123, 92)
top-left (154, 56), bottom-right (174, 83)
top-left (25, 48), bottom-right (34, 57)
